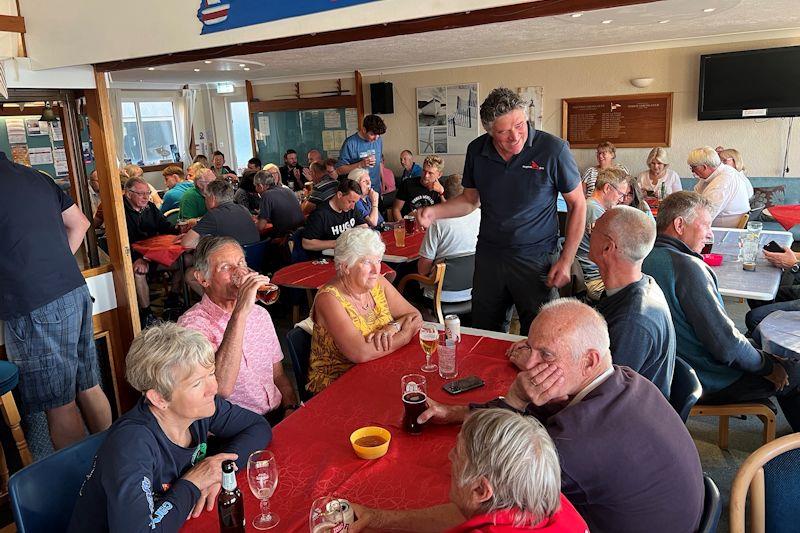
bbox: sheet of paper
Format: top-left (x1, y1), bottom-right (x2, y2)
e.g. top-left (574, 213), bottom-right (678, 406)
top-left (25, 118), bottom-right (49, 135)
top-left (29, 147), bottom-right (54, 165)
top-left (324, 110), bottom-right (341, 129)
top-left (333, 129), bottom-right (347, 148)
top-left (257, 115), bottom-right (270, 136)
top-left (6, 119), bottom-right (26, 144)
top-left (53, 147), bottom-right (68, 175)
top-left (345, 108), bottom-right (358, 133)
top-left (50, 120), bottom-right (63, 141)
top-left (11, 144), bottom-right (29, 165)
top-left (322, 130), bottom-right (336, 151)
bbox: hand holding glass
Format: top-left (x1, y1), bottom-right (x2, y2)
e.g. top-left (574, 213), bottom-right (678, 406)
top-left (247, 450), bottom-right (279, 529)
top-left (231, 268), bottom-right (280, 305)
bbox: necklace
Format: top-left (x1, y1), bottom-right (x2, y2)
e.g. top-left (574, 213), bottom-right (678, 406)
top-left (343, 285), bottom-right (372, 311)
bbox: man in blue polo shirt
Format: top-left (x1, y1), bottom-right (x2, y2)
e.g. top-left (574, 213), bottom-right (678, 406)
top-left (417, 88), bottom-right (586, 334)
top-left (0, 153), bottom-right (111, 450)
top-left (336, 114), bottom-right (386, 192)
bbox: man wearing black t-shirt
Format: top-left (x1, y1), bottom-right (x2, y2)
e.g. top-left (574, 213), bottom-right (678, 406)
top-left (280, 149), bottom-right (304, 191)
top-left (392, 154), bottom-right (445, 220)
top-left (0, 151), bottom-right (111, 449)
top-left (302, 178), bottom-right (367, 254)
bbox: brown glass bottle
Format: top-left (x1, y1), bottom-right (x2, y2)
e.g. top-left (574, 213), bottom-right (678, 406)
top-left (218, 460), bottom-right (245, 533)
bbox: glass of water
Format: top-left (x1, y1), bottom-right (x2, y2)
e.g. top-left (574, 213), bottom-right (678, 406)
top-left (438, 334), bottom-right (458, 379)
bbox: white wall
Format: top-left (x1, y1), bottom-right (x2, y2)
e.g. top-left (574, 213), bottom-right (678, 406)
top-left (360, 36), bottom-right (800, 179)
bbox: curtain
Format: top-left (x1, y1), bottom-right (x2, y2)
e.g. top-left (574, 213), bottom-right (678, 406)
top-left (106, 87), bottom-right (125, 166)
top-left (176, 88), bottom-right (197, 165)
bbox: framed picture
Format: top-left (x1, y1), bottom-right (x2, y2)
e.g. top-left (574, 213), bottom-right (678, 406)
top-left (416, 83), bottom-right (479, 155)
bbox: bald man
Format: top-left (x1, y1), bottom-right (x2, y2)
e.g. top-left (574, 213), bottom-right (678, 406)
top-left (419, 298), bottom-right (703, 533)
top-left (585, 205), bottom-right (675, 398)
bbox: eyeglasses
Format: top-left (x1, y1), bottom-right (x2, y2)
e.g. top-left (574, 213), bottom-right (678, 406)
top-left (607, 183), bottom-right (628, 200)
top-left (128, 189), bottom-right (150, 197)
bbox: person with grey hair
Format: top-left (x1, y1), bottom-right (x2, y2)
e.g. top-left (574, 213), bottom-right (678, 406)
top-left (392, 298), bottom-right (703, 533)
top-left (348, 167), bottom-right (383, 227)
top-left (688, 145), bottom-right (752, 227)
top-left (416, 87), bottom-right (586, 335)
top-left (180, 178), bottom-right (258, 249)
top-left (643, 191), bottom-right (800, 430)
top-left (178, 236), bottom-right (300, 423)
top-left (350, 408), bottom-right (588, 532)
top-left (180, 167), bottom-right (216, 220)
top-left (586, 206), bottom-right (675, 397)
top-left (307, 228), bottom-right (421, 393)
top-left (575, 168), bottom-right (630, 300)
top-left (67, 323), bottom-right (270, 533)
top-left (254, 168), bottom-right (304, 237)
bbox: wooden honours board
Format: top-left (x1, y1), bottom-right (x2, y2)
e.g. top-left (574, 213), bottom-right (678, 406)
top-left (562, 93), bottom-right (672, 148)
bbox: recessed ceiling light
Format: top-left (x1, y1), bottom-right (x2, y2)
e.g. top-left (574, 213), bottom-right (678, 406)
top-left (243, 67), bottom-right (251, 71)
top-left (703, 7), bottom-right (716, 12)
top-left (147, 67), bottom-right (155, 71)
top-left (601, 19), bottom-right (612, 24)
top-left (659, 19), bottom-right (670, 24)
top-left (193, 68), bottom-right (200, 72)
top-left (204, 60), bottom-right (212, 64)
top-left (571, 13), bottom-right (582, 18)
top-left (238, 63), bottom-right (246, 67)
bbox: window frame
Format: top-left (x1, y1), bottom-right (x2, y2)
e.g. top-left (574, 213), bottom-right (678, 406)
top-left (225, 96), bottom-right (253, 173)
top-left (121, 97), bottom-right (180, 166)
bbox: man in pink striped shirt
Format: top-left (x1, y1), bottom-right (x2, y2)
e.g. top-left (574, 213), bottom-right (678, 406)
top-left (178, 236), bottom-right (300, 424)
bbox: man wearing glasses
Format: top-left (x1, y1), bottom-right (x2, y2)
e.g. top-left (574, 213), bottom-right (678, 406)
top-left (124, 177), bottom-right (180, 325)
top-left (688, 146), bottom-right (753, 227)
top-left (575, 169), bottom-right (630, 301)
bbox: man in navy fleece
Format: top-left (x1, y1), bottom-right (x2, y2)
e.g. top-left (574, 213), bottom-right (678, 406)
top-left (68, 323), bottom-right (271, 533)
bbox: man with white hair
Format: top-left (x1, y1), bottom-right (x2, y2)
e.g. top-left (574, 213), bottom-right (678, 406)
top-left (642, 191), bottom-right (800, 430)
top-left (688, 146), bottom-right (752, 227)
top-left (418, 298), bottom-right (704, 533)
top-left (350, 408), bottom-right (588, 532)
top-left (582, 205), bottom-right (676, 396)
top-left (417, 87), bottom-right (586, 334)
top-left (178, 236), bottom-right (300, 423)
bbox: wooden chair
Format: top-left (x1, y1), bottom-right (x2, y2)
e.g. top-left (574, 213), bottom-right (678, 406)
top-left (398, 263), bottom-right (447, 324)
top-left (730, 432), bottom-right (800, 533)
top-left (0, 361), bottom-right (33, 494)
top-left (163, 207), bottom-right (180, 225)
top-left (689, 401), bottom-right (776, 450)
top-left (736, 213), bottom-right (750, 229)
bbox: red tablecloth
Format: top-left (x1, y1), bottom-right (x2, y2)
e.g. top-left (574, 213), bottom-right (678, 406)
top-left (271, 260), bottom-right (395, 290)
top-left (181, 332), bottom-right (517, 533)
top-left (767, 204), bottom-right (800, 230)
top-left (130, 234), bottom-right (186, 267)
top-left (381, 228), bottom-right (425, 261)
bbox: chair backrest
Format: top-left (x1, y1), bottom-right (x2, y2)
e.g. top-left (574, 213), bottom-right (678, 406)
top-left (749, 202), bottom-right (765, 222)
top-left (243, 238), bottom-right (270, 273)
top-left (286, 326), bottom-right (313, 402)
top-left (10, 431), bottom-right (107, 533)
top-left (699, 473), bottom-right (722, 533)
top-left (730, 433), bottom-right (800, 533)
top-left (442, 254), bottom-right (475, 293)
top-left (736, 213), bottom-right (750, 229)
top-left (669, 357), bottom-right (703, 423)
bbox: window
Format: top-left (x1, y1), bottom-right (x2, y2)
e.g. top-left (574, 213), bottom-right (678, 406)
top-left (121, 100), bottom-right (178, 166)
top-left (229, 100), bottom-right (252, 172)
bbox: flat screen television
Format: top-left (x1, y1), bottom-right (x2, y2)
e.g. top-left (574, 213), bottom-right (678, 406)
top-left (698, 45), bottom-right (800, 120)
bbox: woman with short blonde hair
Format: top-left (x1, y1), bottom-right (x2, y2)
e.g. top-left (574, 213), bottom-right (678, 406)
top-left (636, 146), bottom-right (682, 200)
top-left (719, 148), bottom-right (745, 174)
top-left (307, 228), bottom-right (421, 393)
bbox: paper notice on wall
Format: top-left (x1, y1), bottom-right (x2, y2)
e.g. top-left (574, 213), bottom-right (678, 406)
top-left (29, 147), bottom-right (54, 165)
top-left (257, 115), bottom-right (270, 137)
top-left (53, 147), bottom-right (68, 176)
top-left (322, 130), bottom-right (336, 151)
top-left (333, 129), bottom-right (347, 148)
top-left (25, 118), bottom-right (49, 136)
top-left (6, 119), bottom-right (26, 144)
top-left (345, 108), bottom-right (358, 134)
top-left (11, 144), bottom-right (30, 165)
top-left (324, 110), bottom-right (341, 129)
top-left (50, 120), bottom-right (63, 141)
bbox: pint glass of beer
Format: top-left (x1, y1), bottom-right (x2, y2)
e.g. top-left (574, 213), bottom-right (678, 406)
top-left (401, 374), bottom-right (427, 435)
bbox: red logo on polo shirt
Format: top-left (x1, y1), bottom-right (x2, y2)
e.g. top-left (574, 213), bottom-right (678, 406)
top-left (522, 160), bottom-right (543, 170)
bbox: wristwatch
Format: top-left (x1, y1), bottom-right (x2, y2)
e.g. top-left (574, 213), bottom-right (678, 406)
top-left (791, 262), bottom-right (799, 273)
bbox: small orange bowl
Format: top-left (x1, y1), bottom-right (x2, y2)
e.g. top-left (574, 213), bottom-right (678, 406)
top-left (702, 253), bottom-right (723, 266)
top-left (349, 426), bottom-right (391, 460)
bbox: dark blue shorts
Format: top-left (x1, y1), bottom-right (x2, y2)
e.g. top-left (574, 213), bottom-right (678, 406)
top-left (3, 285), bottom-right (100, 413)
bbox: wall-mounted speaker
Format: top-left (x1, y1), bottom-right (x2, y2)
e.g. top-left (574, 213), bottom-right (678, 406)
top-left (370, 82), bottom-right (394, 114)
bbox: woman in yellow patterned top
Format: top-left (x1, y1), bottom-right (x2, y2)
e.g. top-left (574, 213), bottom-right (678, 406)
top-left (307, 228), bottom-right (422, 394)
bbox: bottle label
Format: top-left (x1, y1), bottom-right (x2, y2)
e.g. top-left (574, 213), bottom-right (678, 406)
top-left (221, 470), bottom-right (237, 491)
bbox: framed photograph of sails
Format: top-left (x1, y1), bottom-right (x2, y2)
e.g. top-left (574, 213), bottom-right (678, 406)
top-left (416, 83), bottom-right (479, 155)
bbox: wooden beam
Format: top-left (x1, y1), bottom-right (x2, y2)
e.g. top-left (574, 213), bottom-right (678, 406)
top-left (85, 70), bottom-right (140, 411)
top-left (250, 94), bottom-right (357, 114)
top-left (0, 15), bottom-right (24, 34)
top-left (93, 0), bottom-right (659, 72)
top-left (245, 80), bottom-right (257, 158)
top-left (354, 70), bottom-right (364, 131)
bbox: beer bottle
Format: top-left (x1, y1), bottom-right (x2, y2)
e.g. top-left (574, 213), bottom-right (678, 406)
top-left (218, 460), bottom-right (246, 533)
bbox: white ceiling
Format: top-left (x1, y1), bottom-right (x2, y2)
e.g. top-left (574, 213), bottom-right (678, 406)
top-left (111, 0), bottom-right (800, 86)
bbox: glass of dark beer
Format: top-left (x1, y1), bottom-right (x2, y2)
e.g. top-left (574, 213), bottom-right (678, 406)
top-left (232, 269), bottom-right (280, 306)
top-left (701, 238), bottom-right (714, 255)
top-left (401, 374), bottom-right (427, 435)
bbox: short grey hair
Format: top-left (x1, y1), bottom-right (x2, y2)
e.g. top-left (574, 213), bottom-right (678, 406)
top-left (480, 87), bottom-right (529, 132)
top-left (594, 168), bottom-right (628, 193)
top-left (126, 322), bottom-right (215, 400)
top-left (253, 169), bottom-right (277, 188)
top-left (194, 235), bottom-right (243, 279)
top-left (333, 227), bottom-right (385, 273)
top-left (538, 298), bottom-right (611, 362)
top-left (124, 176), bottom-right (148, 190)
top-left (656, 191), bottom-right (712, 233)
top-left (347, 167), bottom-right (370, 186)
top-left (204, 179), bottom-right (234, 203)
top-left (455, 408), bottom-right (561, 526)
top-left (195, 168), bottom-right (216, 189)
top-left (604, 205), bottom-right (656, 263)
top-left (687, 146), bottom-right (721, 168)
